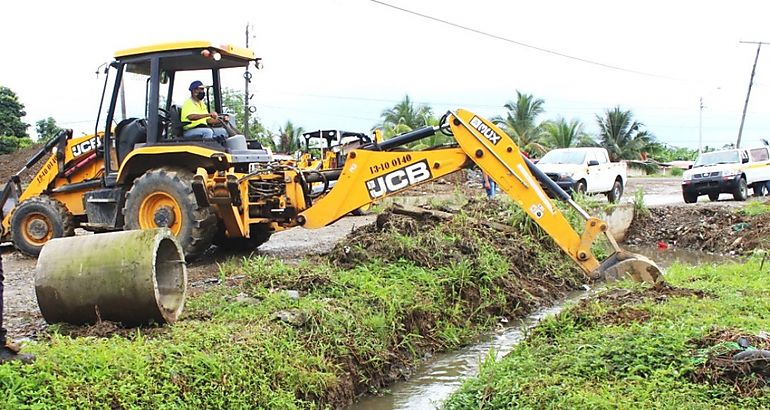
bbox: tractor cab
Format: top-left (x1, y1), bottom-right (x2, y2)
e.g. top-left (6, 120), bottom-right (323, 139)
top-left (99, 41), bottom-right (270, 186)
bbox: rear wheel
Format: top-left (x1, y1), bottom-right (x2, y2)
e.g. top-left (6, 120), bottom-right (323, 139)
top-left (733, 177), bottom-right (748, 201)
top-left (606, 179), bottom-right (623, 203)
top-left (351, 204), bottom-right (371, 216)
top-left (683, 191), bottom-right (698, 204)
top-left (753, 183), bottom-right (768, 197)
top-left (11, 196), bottom-right (75, 257)
top-left (123, 168), bottom-right (216, 260)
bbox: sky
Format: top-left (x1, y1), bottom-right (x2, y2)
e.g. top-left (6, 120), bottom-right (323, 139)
top-left (2, 0), bottom-right (770, 150)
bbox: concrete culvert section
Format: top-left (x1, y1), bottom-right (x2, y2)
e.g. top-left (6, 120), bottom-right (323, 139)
top-left (34, 228), bottom-right (187, 326)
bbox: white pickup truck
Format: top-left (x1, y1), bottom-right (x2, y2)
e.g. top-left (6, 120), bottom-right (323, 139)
top-left (535, 147), bottom-right (627, 203)
top-left (681, 146), bottom-right (770, 203)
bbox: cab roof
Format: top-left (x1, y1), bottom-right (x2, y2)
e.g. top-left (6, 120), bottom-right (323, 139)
top-left (114, 40), bottom-right (258, 73)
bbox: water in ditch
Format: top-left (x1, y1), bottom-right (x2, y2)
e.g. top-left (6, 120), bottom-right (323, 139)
top-left (348, 290), bottom-right (588, 410)
top-left (347, 246), bottom-right (739, 410)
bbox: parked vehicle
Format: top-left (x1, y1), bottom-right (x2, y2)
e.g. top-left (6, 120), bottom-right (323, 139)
top-left (681, 146), bottom-right (770, 203)
top-left (535, 147), bottom-right (627, 203)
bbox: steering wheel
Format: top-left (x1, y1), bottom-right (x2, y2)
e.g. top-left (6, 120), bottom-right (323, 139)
top-left (158, 108), bottom-right (171, 125)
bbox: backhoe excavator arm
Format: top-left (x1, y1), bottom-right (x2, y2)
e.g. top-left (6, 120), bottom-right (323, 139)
top-left (297, 109), bottom-right (661, 283)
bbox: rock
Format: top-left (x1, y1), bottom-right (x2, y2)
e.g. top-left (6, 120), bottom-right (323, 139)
top-left (285, 290), bottom-right (300, 300)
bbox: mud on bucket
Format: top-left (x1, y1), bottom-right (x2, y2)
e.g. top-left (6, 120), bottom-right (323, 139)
top-left (35, 228), bottom-right (187, 326)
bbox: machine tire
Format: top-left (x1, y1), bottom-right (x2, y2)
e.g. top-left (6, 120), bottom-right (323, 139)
top-left (10, 196), bottom-right (75, 257)
top-left (708, 192), bottom-right (720, 202)
top-left (123, 168), bottom-right (216, 260)
top-left (213, 222), bottom-right (272, 251)
top-left (351, 204), bottom-right (371, 216)
top-left (606, 179), bottom-right (623, 203)
top-left (683, 191), bottom-right (698, 204)
top-left (572, 180), bottom-right (587, 197)
top-left (733, 177), bottom-right (748, 201)
top-left (753, 183), bottom-right (768, 197)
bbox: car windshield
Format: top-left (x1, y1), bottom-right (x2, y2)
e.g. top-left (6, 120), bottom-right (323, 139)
top-left (693, 151), bottom-right (740, 167)
top-left (538, 150), bottom-right (587, 165)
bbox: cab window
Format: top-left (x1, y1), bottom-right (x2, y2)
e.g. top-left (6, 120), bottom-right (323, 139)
top-left (749, 147), bottom-right (769, 162)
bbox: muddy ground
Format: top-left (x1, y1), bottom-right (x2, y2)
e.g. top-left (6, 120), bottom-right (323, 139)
top-left (624, 202), bottom-right (770, 254)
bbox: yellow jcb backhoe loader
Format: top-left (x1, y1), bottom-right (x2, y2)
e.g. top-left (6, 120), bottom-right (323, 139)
top-left (0, 40), bottom-right (660, 284)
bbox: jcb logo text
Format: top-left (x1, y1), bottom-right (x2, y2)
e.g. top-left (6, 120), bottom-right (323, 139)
top-left (366, 160), bottom-right (432, 199)
top-left (71, 136), bottom-right (102, 158)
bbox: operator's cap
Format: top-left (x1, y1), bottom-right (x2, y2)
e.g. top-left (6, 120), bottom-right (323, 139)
top-left (189, 80), bottom-right (205, 91)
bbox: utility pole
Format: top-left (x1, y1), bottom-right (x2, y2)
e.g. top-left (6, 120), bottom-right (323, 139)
top-left (244, 23), bottom-right (254, 137)
top-left (699, 96), bottom-right (704, 153)
top-left (736, 41), bottom-right (767, 148)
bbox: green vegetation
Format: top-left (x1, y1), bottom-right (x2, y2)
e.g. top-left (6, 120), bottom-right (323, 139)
top-left (632, 187), bottom-right (650, 217)
top-left (0, 86), bottom-right (33, 153)
top-left (0, 203), bottom-right (583, 409)
top-left (443, 258), bottom-right (770, 409)
top-left (739, 200), bottom-right (770, 217)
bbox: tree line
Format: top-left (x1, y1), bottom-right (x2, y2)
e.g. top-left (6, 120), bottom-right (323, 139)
top-left (0, 85), bottom-right (698, 163)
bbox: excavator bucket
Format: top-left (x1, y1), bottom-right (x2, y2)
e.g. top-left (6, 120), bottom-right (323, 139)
top-left (596, 250), bottom-right (663, 284)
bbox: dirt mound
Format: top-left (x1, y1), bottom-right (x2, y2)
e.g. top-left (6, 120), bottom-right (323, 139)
top-left (0, 144), bottom-right (44, 184)
top-left (330, 199), bottom-right (586, 314)
top-left (625, 205), bottom-right (770, 254)
top-left (689, 328), bottom-right (770, 395)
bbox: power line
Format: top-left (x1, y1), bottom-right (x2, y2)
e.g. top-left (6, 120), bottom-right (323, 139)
top-left (368, 0), bottom-right (684, 81)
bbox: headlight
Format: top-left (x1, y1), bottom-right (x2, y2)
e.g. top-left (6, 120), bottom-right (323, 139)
top-left (558, 172), bottom-right (573, 180)
top-left (722, 169), bottom-right (739, 177)
top-left (682, 173), bottom-right (692, 181)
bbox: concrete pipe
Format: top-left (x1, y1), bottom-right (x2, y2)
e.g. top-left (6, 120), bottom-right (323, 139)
top-left (35, 228), bottom-right (187, 326)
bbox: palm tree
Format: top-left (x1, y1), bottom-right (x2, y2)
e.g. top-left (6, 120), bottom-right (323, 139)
top-left (595, 107), bottom-right (655, 161)
top-left (492, 91), bottom-right (547, 155)
top-left (276, 120), bottom-right (304, 153)
top-left (378, 95), bottom-right (433, 138)
top-left (540, 117), bottom-right (595, 148)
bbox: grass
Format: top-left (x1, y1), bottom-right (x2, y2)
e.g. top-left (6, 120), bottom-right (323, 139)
top-left (0, 202), bottom-right (581, 409)
top-left (442, 257), bottom-right (770, 409)
top-left (739, 200), bottom-right (770, 217)
top-left (633, 186), bottom-right (650, 217)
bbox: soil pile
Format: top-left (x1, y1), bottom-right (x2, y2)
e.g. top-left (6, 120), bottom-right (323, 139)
top-left (625, 205), bottom-right (770, 254)
top-left (0, 144), bottom-right (44, 184)
top-left (330, 198), bottom-right (586, 314)
top-left (689, 328), bottom-right (770, 395)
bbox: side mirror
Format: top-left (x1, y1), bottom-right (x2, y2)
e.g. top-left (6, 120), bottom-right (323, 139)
top-left (742, 157), bottom-right (749, 164)
top-left (688, 165), bottom-right (693, 169)
top-left (588, 160), bottom-right (600, 166)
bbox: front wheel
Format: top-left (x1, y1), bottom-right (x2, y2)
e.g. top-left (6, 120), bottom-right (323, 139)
top-left (683, 191), bottom-right (698, 204)
top-left (572, 180), bottom-right (587, 197)
top-left (10, 196), bottom-right (75, 257)
top-left (708, 192), bottom-right (720, 202)
top-left (606, 179), bottom-right (623, 203)
top-left (733, 177), bottom-right (748, 201)
top-left (123, 168), bottom-right (217, 260)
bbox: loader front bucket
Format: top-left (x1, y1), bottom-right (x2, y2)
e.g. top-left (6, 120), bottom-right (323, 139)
top-left (596, 250), bottom-right (663, 284)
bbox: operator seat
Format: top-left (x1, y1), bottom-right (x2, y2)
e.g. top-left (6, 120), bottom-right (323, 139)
top-left (167, 104), bottom-right (189, 139)
top-left (114, 118), bottom-right (147, 164)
